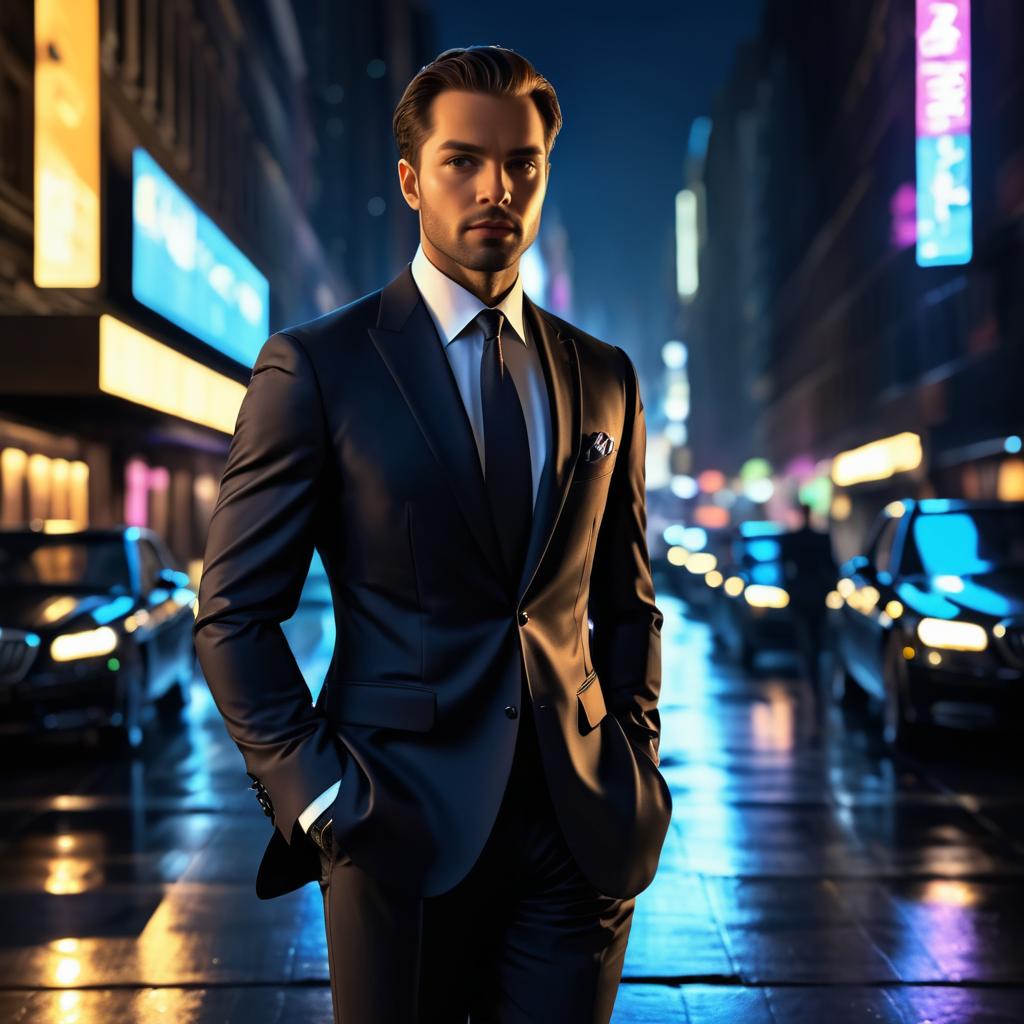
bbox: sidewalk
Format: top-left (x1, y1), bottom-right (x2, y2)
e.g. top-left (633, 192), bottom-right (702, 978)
top-left (1, 592), bottom-right (1023, 1021)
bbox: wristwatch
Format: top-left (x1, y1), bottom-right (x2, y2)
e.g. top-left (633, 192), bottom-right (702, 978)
top-left (308, 807), bottom-right (334, 855)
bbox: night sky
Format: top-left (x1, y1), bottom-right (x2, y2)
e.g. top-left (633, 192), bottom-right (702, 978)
top-left (428, 2), bottom-right (763, 362)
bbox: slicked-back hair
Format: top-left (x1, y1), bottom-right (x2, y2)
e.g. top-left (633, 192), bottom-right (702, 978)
top-left (393, 45), bottom-right (563, 170)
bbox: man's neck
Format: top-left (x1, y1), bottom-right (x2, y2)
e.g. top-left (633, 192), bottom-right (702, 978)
top-left (421, 236), bottom-right (518, 307)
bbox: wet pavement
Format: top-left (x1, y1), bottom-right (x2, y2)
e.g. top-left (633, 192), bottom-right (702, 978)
top-left (3, 581), bottom-right (1024, 1022)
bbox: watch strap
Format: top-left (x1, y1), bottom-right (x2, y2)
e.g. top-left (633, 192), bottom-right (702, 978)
top-left (308, 808), bottom-right (333, 854)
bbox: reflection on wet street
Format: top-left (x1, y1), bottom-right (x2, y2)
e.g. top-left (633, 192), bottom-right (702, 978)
top-left (2, 585), bottom-right (1024, 1022)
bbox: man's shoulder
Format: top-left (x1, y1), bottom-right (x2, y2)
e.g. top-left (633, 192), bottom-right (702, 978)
top-left (275, 287), bottom-right (383, 354)
top-left (532, 304), bottom-right (633, 378)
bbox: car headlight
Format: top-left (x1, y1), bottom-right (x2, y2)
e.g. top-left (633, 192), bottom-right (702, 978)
top-left (743, 585), bottom-right (790, 609)
top-left (50, 626), bottom-right (119, 662)
top-left (685, 552), bottom-right (717, 574)
top-left (916, 617), bottom-right (988, 652)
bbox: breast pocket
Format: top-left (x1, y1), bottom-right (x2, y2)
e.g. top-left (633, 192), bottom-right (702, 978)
top-left (573, 450), bottom-right (618, 481)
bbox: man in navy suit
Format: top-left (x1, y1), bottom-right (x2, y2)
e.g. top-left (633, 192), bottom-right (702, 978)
top-left (194, 44), bottom-right (671, 1023)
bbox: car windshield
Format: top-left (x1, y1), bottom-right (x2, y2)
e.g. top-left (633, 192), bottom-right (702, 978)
top-left (735, 532), bottom-right (832, 567)
top-left (738, 538), bottom-right (782, 564)
top-left (907, 509), bottom-right (1024, 576)
top-left (0, 535), bottom-right (131, 590)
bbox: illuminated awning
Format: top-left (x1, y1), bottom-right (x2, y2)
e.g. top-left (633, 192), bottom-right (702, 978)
top-left (831, 432), bottom-right (923, 487)
top-left (0, 315), bottom-right (246, 435)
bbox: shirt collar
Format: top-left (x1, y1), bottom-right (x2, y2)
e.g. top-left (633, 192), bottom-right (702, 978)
top-left (410, 242), bottom-right (528, 347)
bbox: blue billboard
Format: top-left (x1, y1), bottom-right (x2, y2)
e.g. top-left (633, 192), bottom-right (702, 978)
top-left (132, 148), bottom-right (269, 365)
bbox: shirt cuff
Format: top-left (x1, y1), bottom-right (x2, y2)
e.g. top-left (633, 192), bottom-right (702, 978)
top-left (297, 779), bottom-right (341, 833)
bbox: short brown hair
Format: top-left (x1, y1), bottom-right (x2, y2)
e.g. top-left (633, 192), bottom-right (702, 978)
top-left (393, 45), bottom-right (563, 169)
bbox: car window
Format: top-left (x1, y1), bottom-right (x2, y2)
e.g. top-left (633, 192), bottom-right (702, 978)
top-left (873, 519), bottom-right (900, 574)
top-left (0, 536), bottom-right (131, 590)
top-left (138, 540), bottom-right (164, 591)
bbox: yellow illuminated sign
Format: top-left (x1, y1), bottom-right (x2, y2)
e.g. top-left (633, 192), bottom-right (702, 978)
top-left (831, 432), bottom-right (922, 487)
top-left (34, 0), bottom-right (101, 288)
top-left (99, 316), bottom-right (246, 434)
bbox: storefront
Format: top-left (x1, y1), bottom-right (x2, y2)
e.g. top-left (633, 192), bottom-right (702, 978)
top-left (0, 313), bottom-right (245, 582)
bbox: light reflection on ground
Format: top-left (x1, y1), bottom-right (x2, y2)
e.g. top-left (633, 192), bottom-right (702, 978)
top-left (1, 586), bottom-right (1023, 1020)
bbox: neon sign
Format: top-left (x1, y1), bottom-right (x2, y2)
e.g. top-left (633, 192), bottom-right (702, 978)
top-left (34, 0), bottom-right (101, 287)
top-left (132, 148), bottom-right (270, 365)
top-left (915, 0), bottom-right (972, 267)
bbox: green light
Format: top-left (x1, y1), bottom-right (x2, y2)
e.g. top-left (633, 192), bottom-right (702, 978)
top-left (107, 657), bottom-right (120, 671)
top-left (799, 474), bottom-right (833, 514)
top-left (739, 457), bottom-right (772, 482)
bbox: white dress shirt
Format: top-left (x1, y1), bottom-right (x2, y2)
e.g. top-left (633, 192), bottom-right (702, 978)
top-left (298, 242), bottom-right (551, 833)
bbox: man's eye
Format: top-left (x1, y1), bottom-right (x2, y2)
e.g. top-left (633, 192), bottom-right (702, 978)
top-left (445, 157), bottom-right (536, 169)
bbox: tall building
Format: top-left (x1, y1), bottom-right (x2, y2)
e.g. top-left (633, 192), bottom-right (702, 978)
top-left (691, 0), bottom-right (1024, 554)
top-left (0, 0), bottom-right (432, 572)
top-left (299, 0), bottom-right (433, 294)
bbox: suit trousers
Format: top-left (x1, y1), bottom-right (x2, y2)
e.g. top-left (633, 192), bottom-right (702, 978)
top-left (317, 694), bottom-right (636, 1023)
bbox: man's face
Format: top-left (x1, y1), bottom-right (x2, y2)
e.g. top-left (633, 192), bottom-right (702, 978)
top-left (401, 90), bottom-right (549, 273)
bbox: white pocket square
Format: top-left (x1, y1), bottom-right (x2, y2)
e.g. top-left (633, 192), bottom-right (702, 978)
top-left (580, 431), bottom-right (615, 463)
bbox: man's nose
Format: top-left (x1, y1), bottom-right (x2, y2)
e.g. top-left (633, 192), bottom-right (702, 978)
top-left (476, 163), bottom-right (512, 206)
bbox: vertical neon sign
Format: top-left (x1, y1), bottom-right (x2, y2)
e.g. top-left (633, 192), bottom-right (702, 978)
top-left (915, 0), bottom-right (972, 267)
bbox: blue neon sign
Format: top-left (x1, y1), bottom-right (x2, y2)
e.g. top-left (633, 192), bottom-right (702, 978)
top-left (132, 148), bottom-right (269, 365)
top-left (916, 134), bottom-right (973, 266)
top-left (915, 0), bottom-right (972, 267)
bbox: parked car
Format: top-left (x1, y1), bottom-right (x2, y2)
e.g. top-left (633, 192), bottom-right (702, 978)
top-left (711, 520), bottom-right (837, 678)
top-left (0, 526), bottom-right (197, 749)
top-left (829, 499), bottom-right (1024, 748)
top-left (668, 524), bottom-right (737, 617)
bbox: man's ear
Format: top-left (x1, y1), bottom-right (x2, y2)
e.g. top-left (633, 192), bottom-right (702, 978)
top-left (398, 158), bottom-right (420, 211)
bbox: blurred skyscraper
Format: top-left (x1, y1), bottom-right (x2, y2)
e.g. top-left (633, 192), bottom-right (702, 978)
top-left (688, 0), bottom-right (1024, 553)
top-left (0, 0), bottom-right (434, 571)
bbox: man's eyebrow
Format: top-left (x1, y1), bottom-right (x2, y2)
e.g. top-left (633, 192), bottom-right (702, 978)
top-left (436, 140), bottom-right (544, 157)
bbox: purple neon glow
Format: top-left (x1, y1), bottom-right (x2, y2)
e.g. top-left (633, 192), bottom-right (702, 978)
top-left (890, 183), bottom-right (917, 248)
top-left (916, 0), bottom-right (971, 137)
top-left (123, 459), bottom-right (170, 527)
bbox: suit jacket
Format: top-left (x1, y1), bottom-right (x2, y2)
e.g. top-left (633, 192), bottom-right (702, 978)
top-left (193, 263), bottom-right (672, 901)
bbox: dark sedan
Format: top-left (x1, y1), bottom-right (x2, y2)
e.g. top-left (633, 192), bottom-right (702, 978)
top-left (710, 521), bottom-right (837, 678)
top-left (829, 499), bottom-right (1024, 748)
top-left (0, 526), bottom-right (197, 749)
top-left (667, 524), bottom-right (738, 617)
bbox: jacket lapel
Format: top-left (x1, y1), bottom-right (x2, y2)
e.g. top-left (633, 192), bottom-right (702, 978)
top-left (367, 265), bottom-right (581, 599)
top-left (516, 295), bottom-right (581, 602)
top-left (368, 266), bottom-right (506, 583)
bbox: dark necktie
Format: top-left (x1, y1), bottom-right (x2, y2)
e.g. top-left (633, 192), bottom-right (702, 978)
top-left (477, 308), bottom-right (533, 584)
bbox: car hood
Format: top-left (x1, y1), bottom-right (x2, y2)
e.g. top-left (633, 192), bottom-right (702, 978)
top-left (898, 570), bottom-right (1024, 621)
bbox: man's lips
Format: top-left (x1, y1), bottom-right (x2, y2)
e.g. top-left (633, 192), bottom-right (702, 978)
top-left (467, 222), bottom-right (517, 233)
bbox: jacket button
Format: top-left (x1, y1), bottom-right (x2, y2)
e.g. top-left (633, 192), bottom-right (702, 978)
top-left (505, 704), bottom-right (518, 719)
top-left (518, 610), bottom-right (530, 625)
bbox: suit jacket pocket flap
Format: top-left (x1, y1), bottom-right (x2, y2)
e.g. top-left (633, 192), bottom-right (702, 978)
top-left (576, 670), bottom-right (607, 732)
top-left (330, 681), bottom-right (436, 732)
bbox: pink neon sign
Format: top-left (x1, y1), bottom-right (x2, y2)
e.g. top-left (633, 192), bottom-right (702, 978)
top-left (916, 0), bottom-right (971, 137)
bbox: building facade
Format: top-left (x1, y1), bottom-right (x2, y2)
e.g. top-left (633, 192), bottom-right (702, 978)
top-left (0, 0), bottom-right (432, 575)
top-left (689, 0), bottom-right (1024, 555)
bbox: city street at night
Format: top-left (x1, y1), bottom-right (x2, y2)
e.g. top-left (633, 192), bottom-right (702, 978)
top-left (3, 0), bottom-right (1024, 1020)
top-left (2, 582), bottom-right (1024, 1022)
